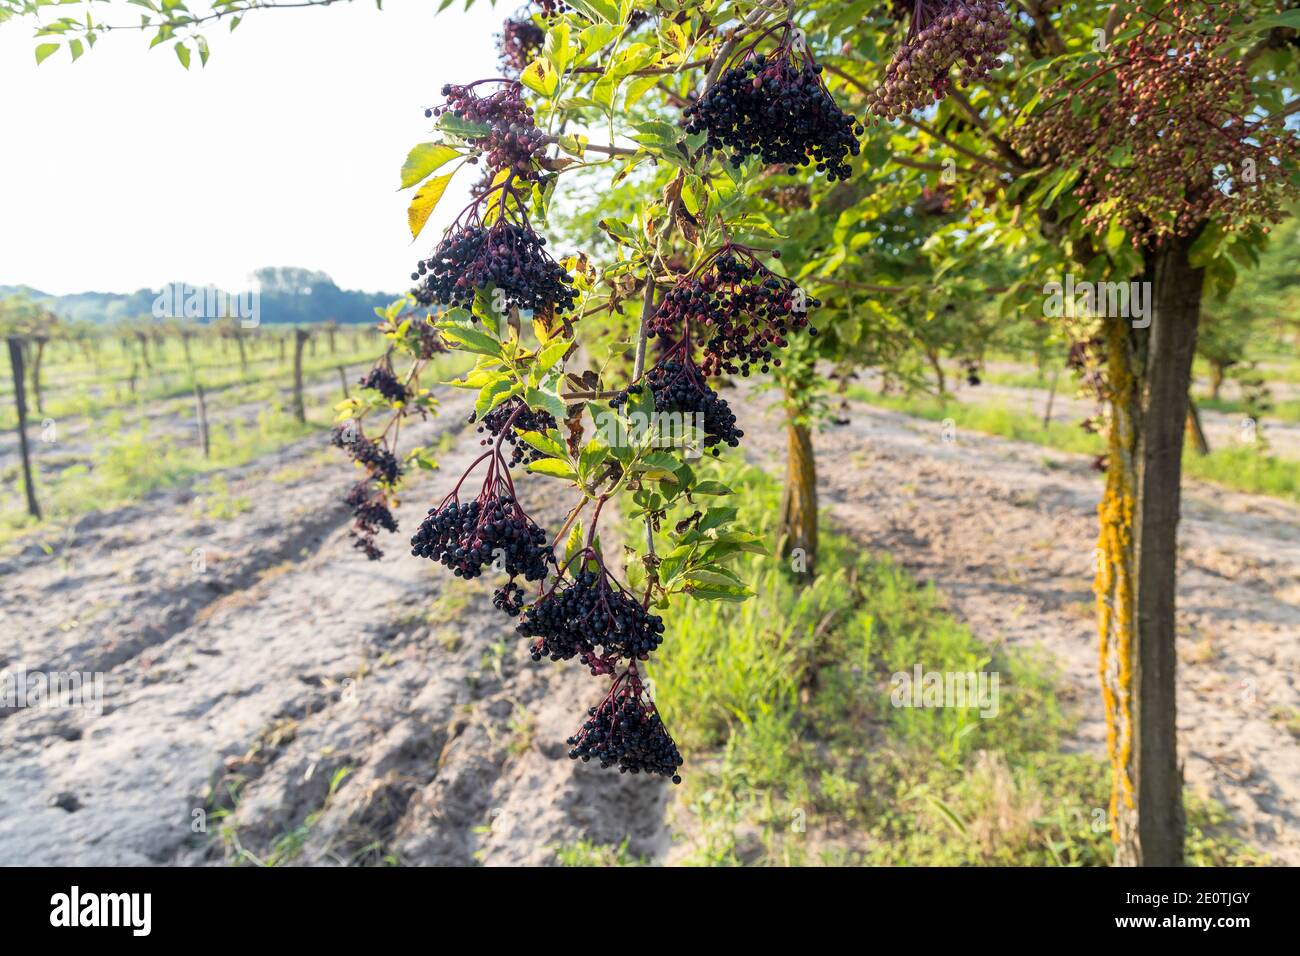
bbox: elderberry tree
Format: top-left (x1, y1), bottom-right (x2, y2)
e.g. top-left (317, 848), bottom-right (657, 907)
top-left (336, 0), bottom-right (889, 784)
top-left (810, 0), bottom-right (1300, 865)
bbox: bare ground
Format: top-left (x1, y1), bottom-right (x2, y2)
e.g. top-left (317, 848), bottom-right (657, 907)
top-left (0, 392), bottom-right (668, 866)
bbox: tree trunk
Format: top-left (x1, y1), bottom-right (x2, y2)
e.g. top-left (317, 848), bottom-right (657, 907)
top-left (1042, 364), bottom-right (1061, 429)
top-left (1097, 232), bottom-right (1202, 868)
top-left (1185, 398), bottom-right (1209, 456)
top-left (778, 416), bottom-right (818, 577)
top-left (337, 365), bottom-right (350, 399)
top-left (7, 338), bottom-right (41, 519)
top-left (926, 348), bottom-right (946, 395)
top-left (182, 335), bottom-right (193, 367)
top-left (1209, 362), bottom-right (1225, 401)
top-left (236, 334), bottom-right (248, 374)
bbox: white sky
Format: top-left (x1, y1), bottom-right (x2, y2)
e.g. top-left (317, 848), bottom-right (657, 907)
top-left (0, 1), bottom-right (504, 295)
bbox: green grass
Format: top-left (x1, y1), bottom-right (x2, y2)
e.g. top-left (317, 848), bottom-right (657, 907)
top-left (850, 388), bottom-right (1300, 502)
top-left (0, 338), bottom-right (384, 430)
top-left (0, 400), bottom-right (316, 545)
top-left (615, 458), bottom-right (1264, 867)
top-left (1196, 395), bottom-right (1300, 424)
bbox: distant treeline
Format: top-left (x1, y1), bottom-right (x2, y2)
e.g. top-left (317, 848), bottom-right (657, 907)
top-left (0, 267), bottom-right (400, 326)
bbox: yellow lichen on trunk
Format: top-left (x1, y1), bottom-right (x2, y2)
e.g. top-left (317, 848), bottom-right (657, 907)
top-left (1095, 317), bottom-right (1138, 847)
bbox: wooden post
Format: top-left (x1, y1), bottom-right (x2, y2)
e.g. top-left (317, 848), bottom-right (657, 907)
top-left (7, 337), bottom-right (41, 520)
top-left (129, 362), bottom-right (139, 396)
top-left (337, 365), bottom-right (350, 399)
top-left (293, 329), bottom-right (308, 423)
top-left (194, 381), bottom-right (211, 459)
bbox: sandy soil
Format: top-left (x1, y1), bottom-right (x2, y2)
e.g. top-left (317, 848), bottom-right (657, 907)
top-left (736, 387), bottom-right (1300, 864)
top-left (0, 392), bottom-right (668, 866)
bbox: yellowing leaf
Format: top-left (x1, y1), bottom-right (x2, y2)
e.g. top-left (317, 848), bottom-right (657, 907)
top-left (407, 171), bottom-right (454, 240)
top-left (400, 143), bottom-right (459, 189)
top-left (521, 57), bottom-right (559, 98)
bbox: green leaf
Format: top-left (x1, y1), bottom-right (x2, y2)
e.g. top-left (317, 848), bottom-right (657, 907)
top-left (400, 143), bottom-right (459, 189)
top-left (564, 520), bottom-right (584, 565)
top-left (684, 567), bottom-right (746, 588)
top-left (475, 376), bottom-right (517, 419)
top-left (683, 582), bottom-right (752, 603)
top-left (578, 440), bottom-right (609, 480)
top-left (1250, 10), bottom-right (1300, 31)
top-left (526, 385), bottom-right (567, 422)
top-left (407, 171), bottom-right (455, 240)
top-left (441, 324), bottom-right (503, 357)
top-left (517, 429), bottom-right (567, 459)
top-left (437, 114), bottom-right (492, 138)
top-left (536, 336), bottom-right (569, 374)
top-left (566, 0), bottom-right (619, 23)
top-left (527, 458), bottom-right (579, 481)
top-left (697, 506), bottom-right (737, 534)
top-left (35, 43), bottom-right (60, 65)
top-left (543, 21), bottom-right (571, 73)
top-left (690, 480), bottom-right (732, 496)
top-left (174, 41), bottom-right (190, 69)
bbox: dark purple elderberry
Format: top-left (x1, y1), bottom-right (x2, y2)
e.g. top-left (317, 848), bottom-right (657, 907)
top-left (470, 396), bottom-right (558, 467)
top-left (344, 481), bottom-right (398, 562)
top-left (409, 453), bottom-right (551, 583)
top-left (518, 552), bottom-right (665, 669)
top-left (498, 16), bottom-right (545, 75)
top-left (650, 244), bottom-right (817, 377)
top-left (610, 354), bottom-right (743, 456)
top-left (358, 365), bottom-right (409, 404)
top-left (567, 668), bottom-right (683, 783)
top-left (683, 43), bottom-right (862, 181)
top-left (493, 579), bottom-right (527, 615)
top-left (425, 80), bottom-right (545, 180)
top-left (331, 424), bottom-right (402, 485)
top-left (410, 220), bottom-right (577, 317)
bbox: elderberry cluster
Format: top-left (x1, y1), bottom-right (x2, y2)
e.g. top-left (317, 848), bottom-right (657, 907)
top-left (567, 679), bottom-right (683, 783)
top-left (498, 17), bottom-right (544, 75)
top-left (410, 489), bottom-right (550, 582)
top-left (493, 579), bottom-right (527, 615)
top-left (358, 366), bottom-right (409, 404)
top-left (866, 0), bottom-right (1011, 119)
top-left (411, 222), bottom-right (577, 316)
top-left (426, 81), bottom-right (545, 180)
top-left (344, 481), bottom-right (398, 561)
top-left (684, 52), bottom-right (862, 181)
top-left (612, 358), bottom-right (743, 455)
top-left (651, 248), bottom-right (817, 377)
top-left (1011, 0), bottom-right (1298, 244)
top-left (519, 566), bottom-right (666, 667)
top-left (345, 481), bottom-right (399, 535)
top-left (331, 425), bottom-right (402, 485)
top-left (472, 396), bottom-right (558, 467)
